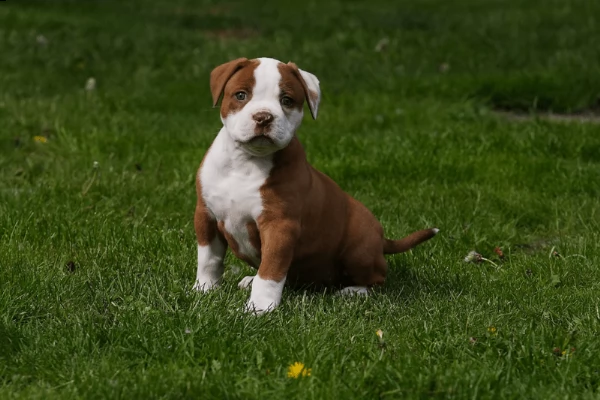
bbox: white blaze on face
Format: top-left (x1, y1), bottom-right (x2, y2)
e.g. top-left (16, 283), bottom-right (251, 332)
top-left (222, 58), bottom-right (304, 156)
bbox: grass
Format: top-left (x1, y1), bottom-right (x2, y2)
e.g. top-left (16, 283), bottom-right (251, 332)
top-left (1, 0), bottom-right (600, 398)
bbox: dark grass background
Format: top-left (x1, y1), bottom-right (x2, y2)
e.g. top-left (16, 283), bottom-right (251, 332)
top-left (1, 0), bottom-right (600, 398)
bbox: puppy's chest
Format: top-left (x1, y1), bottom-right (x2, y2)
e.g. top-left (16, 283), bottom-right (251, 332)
top-left (200, 147), bottom-right (272, 263)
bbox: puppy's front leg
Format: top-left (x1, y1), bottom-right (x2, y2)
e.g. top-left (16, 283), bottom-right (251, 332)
top-left (245, 221), bottom-right (299, 314)
top-left (193, 200), bottom-right (226, 292)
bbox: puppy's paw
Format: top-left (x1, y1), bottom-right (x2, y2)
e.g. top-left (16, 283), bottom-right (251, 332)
top-left (339, 286), bottom-right (369, 296)
top-left (242, 275), bottom-right (285, 315)
top-left (243, 300), bottom-right (274, 316)
top-left (193, 279), bottom-right (220, 293)
top-left (238, 275), bottom-right (255, 290)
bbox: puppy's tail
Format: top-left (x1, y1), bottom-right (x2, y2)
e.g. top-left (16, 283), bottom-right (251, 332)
top-left (383, 228), bottom-right (439, 255)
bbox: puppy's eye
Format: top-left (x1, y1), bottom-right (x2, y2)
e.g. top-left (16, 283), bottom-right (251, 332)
top-left (280, 96), bottom-right (293, 107)
top-left (235, 92), bottom-right (247, 101)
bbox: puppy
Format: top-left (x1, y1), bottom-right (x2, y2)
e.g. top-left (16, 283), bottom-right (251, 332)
top-left (194, 57), bottom-right (437, 313)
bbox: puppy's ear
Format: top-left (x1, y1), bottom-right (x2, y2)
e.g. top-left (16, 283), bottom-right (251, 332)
top-left (210, 58), bottom-right (249, 107)
top-left (287, 62), bottom-right (321, 120)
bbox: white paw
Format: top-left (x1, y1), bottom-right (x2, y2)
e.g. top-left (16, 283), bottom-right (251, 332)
top-left (193, 279), bottom-right (220, 293)
top-left (238, 275), bottom-right (255, 290)
top-left (243, 275), bottom-right (286, 315)
top-left (243, 300), bottom-right (274, 315)
top-left (339, 286), bottom-right (369, 296)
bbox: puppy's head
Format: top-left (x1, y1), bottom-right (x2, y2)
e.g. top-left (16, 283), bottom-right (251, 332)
top-left (210, 57), bottom-right (320, 156)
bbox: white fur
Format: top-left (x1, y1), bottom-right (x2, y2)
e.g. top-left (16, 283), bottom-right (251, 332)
top-left (339, 286), bottom-right (369, 296)
top-left (245, 274), bottom-right (286, 314)
top-left (194, 238), bottom-right (226, 292)
top-left (222, 58), bottom-right (304, 156)
top-left (200, 128), bottom-right (271, 265)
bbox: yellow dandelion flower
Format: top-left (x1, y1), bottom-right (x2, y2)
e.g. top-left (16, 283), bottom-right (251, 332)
top-left (487, 326), bottom-right (497, 334)
top-left (376, 329), bottom-right (383, 340)
top-left (33, 136), bottom-right (48, 143)
top-left (287, 362), bottom-right (311, 378)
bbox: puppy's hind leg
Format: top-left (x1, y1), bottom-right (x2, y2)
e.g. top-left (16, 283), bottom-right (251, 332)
top-left (338, 286), bottom-right (369, 296)
top-left (340, 246), bottom-right (388, 291)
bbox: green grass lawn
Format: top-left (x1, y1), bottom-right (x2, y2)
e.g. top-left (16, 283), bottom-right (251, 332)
top-left (2, 0), bottom-right (600, 398)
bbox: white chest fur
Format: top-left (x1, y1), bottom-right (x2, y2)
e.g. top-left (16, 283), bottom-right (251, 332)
top-left (199, 128), bottom-right (273, 264)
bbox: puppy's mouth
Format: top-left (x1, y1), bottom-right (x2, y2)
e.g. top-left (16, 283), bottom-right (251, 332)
top-left (244, 135), bottom-right (275, 146)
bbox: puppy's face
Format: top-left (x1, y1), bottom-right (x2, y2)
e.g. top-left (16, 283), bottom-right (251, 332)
top-left (210, 57), bottom-right (321, 156)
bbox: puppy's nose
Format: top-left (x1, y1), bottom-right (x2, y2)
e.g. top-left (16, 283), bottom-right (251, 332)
top-left (252, 111), bottom-right (274, 126)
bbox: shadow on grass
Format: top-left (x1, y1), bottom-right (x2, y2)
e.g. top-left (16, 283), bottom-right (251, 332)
top-left (281, 260), bottom-right (465, 305)
top-left (382, 262), bottom-right (466, 301)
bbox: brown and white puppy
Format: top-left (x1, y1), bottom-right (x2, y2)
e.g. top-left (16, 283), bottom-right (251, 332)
top-left (194, 57), bottom-right (437, 314)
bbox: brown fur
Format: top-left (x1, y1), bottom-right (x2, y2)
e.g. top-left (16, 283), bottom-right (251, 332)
top-left (277, 63), bottom-right (309, 114)
top-left (255, 137), bottom-right (399, 287)
top-left (283, 62), bottom-right (318, 119)
top-left (209, 58), bottom-right (260, 118)
top-left (383, 229), bottom-right (438, 254)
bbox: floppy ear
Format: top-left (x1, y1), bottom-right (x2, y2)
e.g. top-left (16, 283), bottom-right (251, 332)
top-left (209, 58), bottom-right (249, 107)
top-left (287, 62), bottom-right (321, 120)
